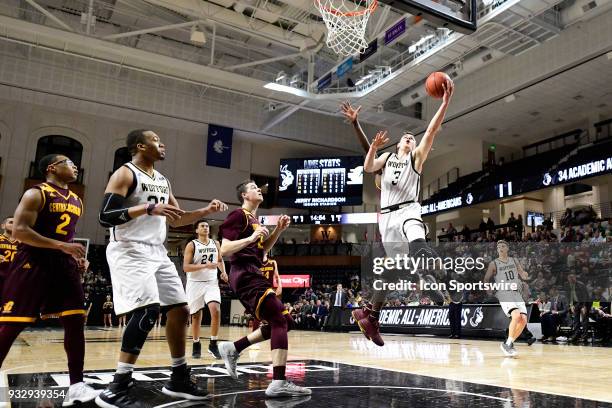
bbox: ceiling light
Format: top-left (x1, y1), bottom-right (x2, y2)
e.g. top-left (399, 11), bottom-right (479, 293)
top-left (263, 82), bottom-right (310, 97)
top-left (190, 25), bottom-right (206, 44)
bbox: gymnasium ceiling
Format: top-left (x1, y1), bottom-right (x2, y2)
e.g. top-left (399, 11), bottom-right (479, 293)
top-left (0, 0), bottom-right (611, 156)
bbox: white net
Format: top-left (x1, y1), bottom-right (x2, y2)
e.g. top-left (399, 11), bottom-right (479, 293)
top-left (316, 0), bottom-right (377, 56)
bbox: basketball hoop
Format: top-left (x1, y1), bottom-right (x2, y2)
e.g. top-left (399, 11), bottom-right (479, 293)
top-left (315, 0), bottom-right (378, 56)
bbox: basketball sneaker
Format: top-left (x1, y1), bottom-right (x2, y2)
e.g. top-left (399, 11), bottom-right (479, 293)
top-left (95, 373), bottom-right (145, 408)
top-left (500, 342), bottom-right (517, 357)
top-left (265, 396), bottom-right (312, 407)
top-left (161, 364), bottom-right (209, 400)
top-left (356, 315), bottom-right (384, 346)
top-left (208, 341), bottom-right (221, 359)
top-left (527, 337), bottom-right (536, 346)
top-left (218, 341), bottom-right (240, 379)
top-left (192, 341), bottom-right (202, 358)
top-left (62, 382), bottom-right (101, 406)
top-left (265, 380), bottom-right (312, 397)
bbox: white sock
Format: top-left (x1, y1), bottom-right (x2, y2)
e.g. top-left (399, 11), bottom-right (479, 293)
top-left (271, 379), bottom-right (285, 386)
top-left (211, 336), bottom-right (218, 340)
top-left (505, 337), bottom-right (515, 345)
top-left (116, 362), bottom-right (135, 374)
top-left (193, 338), bottom-right (200, 343)
top-left (171, 356), bottom-right (186, 367)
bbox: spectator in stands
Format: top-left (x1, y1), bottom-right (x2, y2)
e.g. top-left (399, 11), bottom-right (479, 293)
top-left (591, 230), bottom-right (606, 243)
top-left (516, 214), bottom-right (524, 238)
top-left (301, 300), bottom-right (313, 329)
top-left (460, 225), bottom-right (470, 241)
top-left (507, 212), bottom-right (516, 227)
top-left (479, 219), bottom-right (487, 232)
top-left (447, 223), bottom-right (457, 236)
top-left (486, 217), bottom-right (495, 233)
top-left (561, 209), bottom-right (573, 227)
top-left (326, 284), bottom-right (347, 331)
top-left (102, 295), bottom-right (113, 328)
top-left (565, 274), bottom-right (591, 343)
top-left (543, 216), bottom-right (554, 231)
top-left (541, 287), bottom-right (567, 343)
top-left (309, 300), bottom-right (328, 330)
top-left (591, 299), bottom-right (611, 344)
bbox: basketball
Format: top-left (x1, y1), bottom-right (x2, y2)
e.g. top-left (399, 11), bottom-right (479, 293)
top-left (425, 72), bottom-right (451, 99)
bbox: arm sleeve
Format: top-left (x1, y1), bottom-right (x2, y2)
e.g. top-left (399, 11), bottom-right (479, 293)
top-left (99, 193), bottom-right (132, 227)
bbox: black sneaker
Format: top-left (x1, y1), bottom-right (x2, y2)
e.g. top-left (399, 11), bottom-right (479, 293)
top-left (95, 373), bottom-right (144, 408)
top-left (527, 337), bottom-right (536, 346)
top-left (162, 364), bottom-right (209, 400)
top-left (208, 341), bottom-right (221, 359)
top-left (192, 341), bottom-right (202, 359)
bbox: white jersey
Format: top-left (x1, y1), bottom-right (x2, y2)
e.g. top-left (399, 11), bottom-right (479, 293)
top-left (110, 162), bottom-right (170, 246)
top-left (494, 257), bottom-right (521, 287)
top-left (380, 152), bottom-right (421, 209)
top-left (188, 239), bottom-right (219, 282)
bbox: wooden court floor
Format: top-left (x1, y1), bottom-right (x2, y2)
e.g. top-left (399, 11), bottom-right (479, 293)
top-left (2, 326), bottom-right (611, 405)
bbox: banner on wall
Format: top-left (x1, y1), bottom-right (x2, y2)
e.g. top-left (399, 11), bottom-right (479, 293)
top-left (206, 124), bottom-right (233, 168)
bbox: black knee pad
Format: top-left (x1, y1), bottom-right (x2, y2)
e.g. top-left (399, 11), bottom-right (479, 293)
top-left (121, 304), bottom-right (160, 355)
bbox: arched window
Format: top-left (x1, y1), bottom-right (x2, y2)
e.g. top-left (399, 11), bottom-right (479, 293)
top-left (32, 135), bottom-right (83, 180)
top-left (113, 147), bottom-right (131, 171)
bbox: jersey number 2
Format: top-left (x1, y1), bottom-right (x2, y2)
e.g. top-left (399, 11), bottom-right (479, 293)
top-left (56, 214), bottom-right (71, 236)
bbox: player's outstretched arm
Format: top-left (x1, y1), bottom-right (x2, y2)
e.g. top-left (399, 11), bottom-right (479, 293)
top-left (100, 166), bottom-right (184, 227)
top-left (517, 261), bottom-right (529, 280)
top-left (341, 102), bottom-right (371, 152)
top-left (483, 261), bottom-right (495, 283)
top-left (364, 131), bottom-right (390, 173)
top-left (13, 188), bottom-right (85, 259)
top-left (215, 240), bottom-right (228, 282)
top-left (165, 195), bottom-right (228, 228)
top-left (262, 215), bottom-right (290, 253)
top-left (413, 79), bottom-right (454, 172)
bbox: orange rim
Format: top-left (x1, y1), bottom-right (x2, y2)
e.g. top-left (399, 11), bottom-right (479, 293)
top-left (316, 0), bottom-right (378, 17)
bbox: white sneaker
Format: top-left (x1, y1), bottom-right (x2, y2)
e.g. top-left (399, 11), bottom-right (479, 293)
top-left (218, 341), bottom-right (240, 379)
top-left (62, 382), bottom-right (102, 406)
top-left (265, 380), bottom-right (312, 398)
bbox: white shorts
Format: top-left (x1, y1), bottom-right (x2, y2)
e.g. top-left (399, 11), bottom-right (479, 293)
top-left (498, 291), bottom-right (527, 317)
top-left (186, 280), bottom-right (221, 314)
top-left (379, 204), bottom-right (426, 257)
top-left (107, 241), bottom-right (187, 315)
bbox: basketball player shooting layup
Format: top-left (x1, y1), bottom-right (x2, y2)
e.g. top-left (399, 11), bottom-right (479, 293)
top-left (0, 154), bottom-right (100, 406)
top-left (183, 220), bottom-right (228, 359)
top-left (484, 240), bottom-right (531, 357)
top-left (217, 180), bottom-right (311, 398)
top-left (97, 130), bottom-right (228, 407)
top-left (342, 79), bottom-right (454, 347)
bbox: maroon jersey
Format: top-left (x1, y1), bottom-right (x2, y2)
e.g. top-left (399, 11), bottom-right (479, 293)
top-left (260, 259), bottom-right (277, 288)
top-left (24, 183), bottom-right (83, 251)
top-left (0, 234), bottom-right (18, 278)
top-left (219, 208), bottom-right (264, 266)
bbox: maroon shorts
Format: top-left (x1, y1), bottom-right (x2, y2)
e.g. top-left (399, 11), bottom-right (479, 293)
top-left (229, 261), bottom-right (275, 320)
top-left (0, 249), bottom-right (85, 324)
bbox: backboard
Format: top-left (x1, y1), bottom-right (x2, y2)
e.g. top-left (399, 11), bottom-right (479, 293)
top-left (378, 0), bottom-right (477, 33)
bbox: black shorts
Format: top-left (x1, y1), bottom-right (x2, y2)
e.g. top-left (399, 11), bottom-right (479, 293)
top-left (0, 249), bottom-right (85, 324)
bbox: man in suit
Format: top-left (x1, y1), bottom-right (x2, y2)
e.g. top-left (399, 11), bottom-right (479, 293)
top-left (309, 300), bottom-right (328, 330)
top-left (565, 273), bottom-right (590, 343)
top-left (541, 287), bottom-right (567, 342)
top-left (326, 284), bottom-right (347, 331)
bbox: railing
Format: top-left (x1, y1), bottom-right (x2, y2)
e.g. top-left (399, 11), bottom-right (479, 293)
top-left (423, 167), bottom-right (459, 200)
top-left (522, 129), bottom-right (583, 158)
